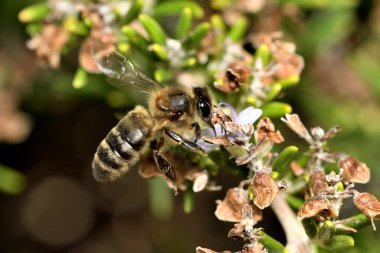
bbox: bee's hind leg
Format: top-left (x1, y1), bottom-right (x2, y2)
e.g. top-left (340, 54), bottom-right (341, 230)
top-left (164, 129), bottom-right (205, 153)
top-left (151, 138), bottom-right (178, 195)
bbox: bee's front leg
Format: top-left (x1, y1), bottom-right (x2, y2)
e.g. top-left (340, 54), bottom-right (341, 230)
top-left (151, 138), bottom-right (178, 195)
top-left (164, 129), bottom-right (205, 153)
top-left (191, 122), bottom-right (201, 142)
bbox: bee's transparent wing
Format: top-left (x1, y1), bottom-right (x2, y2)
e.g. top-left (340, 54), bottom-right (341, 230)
top-left (91, 41), bottom-right (163, 93)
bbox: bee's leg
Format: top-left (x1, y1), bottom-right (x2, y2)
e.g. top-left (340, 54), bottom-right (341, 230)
top-left (164, 129), bottom-right (205, 153)
top-left (151, 138), bottom-right (178, 195)
top-left (191, 122), bottom-right (201, 143)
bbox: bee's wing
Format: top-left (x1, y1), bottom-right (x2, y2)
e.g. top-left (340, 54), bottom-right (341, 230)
top-left (91, 41), bottom-right (163, 93)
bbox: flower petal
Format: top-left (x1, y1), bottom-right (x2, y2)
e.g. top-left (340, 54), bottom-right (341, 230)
top-left (236, 106), bottom-right (262, 125)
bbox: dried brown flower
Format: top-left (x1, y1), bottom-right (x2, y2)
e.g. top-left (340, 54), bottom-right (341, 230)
top-left (252, 172), bottom-right (279, 209)
top-left (216, 61), bottom-right (251, 93)
top-left (256, 118), bottom-right (284, 144)
top-left (203, 136), bottom-right (230, 147)
top-left (215, 188), bottom-right (249, 222)
top-left (339, 156), bottom-right (370, 184)
top-left (196, 247), bottom-right (232, 253)
top-left (298, 197), bottom-right (338, 220)
top-left (309, 170), bottom-right (328, 197)
top-left (273, 51), bottom-right (304, 79)
top-left (281, 114), bottom-right (313, 143)
top-left (353, 192), bottom-right (380, 230)
top-left (242, 243), bottom-right (267, 253)
top-left (227, 222), bottom-right (246, 240)
top-left (27, 24), bottom-right (69, 68)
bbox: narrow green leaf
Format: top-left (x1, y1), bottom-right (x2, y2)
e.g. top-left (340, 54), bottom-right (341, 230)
top-left (256, 45), bottom-right (271, 66)
top-left (0, 164), bottom-right (27, 194)
top-left (257, 231), bottom-right (286, 253)
top-left (154, 68), bottom-right (172, 83)
top-left (261, 102), bottom-right (292, 118)
top-left (63, 16), bottom-right (88, 36)
top-left (150, 43), bottom-right (168, 60)
top-left (183, 183), bottom-right (195, 213)
top-left (302, 218), bottom-right (318, 239)
top-left (275, 0), bottom-right (358, 9)
top-left (265, 83), bottom-right (282, 102)
top-left (153, 1), bottom-right (204, 18)
top-left (176, 7), bottom-right (193, 40)
top-left (121, 25), bottom-right (150, 53)
top-left (272, 146), bottom-right (298, 178)
top-left (323, 235), bottom-right (354, 251)
top-left (318, 220), bottom-right (336, 242)
top-left (286, 194), bottom-right (304, 209)
top-left (278, 76), bottom-right (300, 89)
top-left (139, 14), bottom-right (167, 45)
top-left (335, 214), bottom-right (372, 234)
top-left (73, 68), bottom-right (88, 89)
top-left (210, 14), bottom-right (226, 53)
top-left (123, 0), bottom-right (143, 24)
top-left (228, 16), bottom-right (248, 43)
top-left (19, 2), bottom-right (50, 23)
top-left (187, 22), bottom-right (210, 49)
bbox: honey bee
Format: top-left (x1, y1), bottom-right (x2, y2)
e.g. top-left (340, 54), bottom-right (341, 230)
top-left (91, 42), bottom-right (214, 191)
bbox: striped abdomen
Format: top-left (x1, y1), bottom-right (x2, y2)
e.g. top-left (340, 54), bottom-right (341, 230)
top-left (92, 106), bottom-right (154, 182)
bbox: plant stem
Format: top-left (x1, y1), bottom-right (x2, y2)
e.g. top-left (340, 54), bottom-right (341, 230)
top-left (271, 192), bottom-right (313, 253)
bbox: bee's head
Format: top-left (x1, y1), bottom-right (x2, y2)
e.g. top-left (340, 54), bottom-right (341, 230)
top-left (193, 86), bottom-right (213, 126)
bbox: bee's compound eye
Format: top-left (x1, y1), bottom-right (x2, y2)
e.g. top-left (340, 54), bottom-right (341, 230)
top-left (199, 101), bottom-right (211, 118)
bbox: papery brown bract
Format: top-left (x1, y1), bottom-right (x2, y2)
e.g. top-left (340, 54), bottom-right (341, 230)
top-left (216, 62), bottom-right (251, 93)
top-left (242, 243), bottom-right (267, 253)
top-left (256, 118), bottom-right (284, 144)
top-left (340, 156), bottom-right (370, 184)
top-left (227, 223), bottom-right (246, 240)
top-left (215, 188), bottom-right (249, 222)
top-left (196, 247), bottom-right (232, 253)
top-left (353, 192), bottom-right (380, 230)
top-left (252, 172), bottom-right (279, 209)
top-left (309, 170), bottom-right (328, 197)
top-left (298, 197), bottom-right (338, 220)
top-left (203, 136), bottom-right (231, 147)
top-left (281, 114), bottom-right (313, 143)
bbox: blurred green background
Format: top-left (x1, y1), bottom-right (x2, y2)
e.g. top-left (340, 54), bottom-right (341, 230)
top-left (0, 0), bottom-right (380, 252)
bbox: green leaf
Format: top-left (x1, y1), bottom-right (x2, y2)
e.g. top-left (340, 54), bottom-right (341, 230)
top-left (335, 214), bottom-right (373, 234)
top-left (323, 235), bottom-right (354, 251)
top-left (154, 68), bottom-right (172, 83)
top-left (272, 146), bottom-right (298, 178)
top-left (255, 45), bottom-right (271, 66)
top-left (261, 102), bottom-right (292, 118)
top-left (278, 76), bottom-right (300, 89)
top-left (121, 25), bottom-right (150, 54)
top-left (187, 22), bottom-right (210, 49)
top-left (153, 1), bottom-right (204, 18)
top-left (286, 194), bottom-right (304, 209)
top-left (257, 231), bottom-right (286, 253)
top-left (63, 16), bottom-right (88, 36)
top-left (139, 14), bottom-right (167, 45)
top-left (318, 220), bottom-right (336, 242)
top-left (176, 7), bottom-right (193, 40)
top-left (210, 14), bottom-right (226, 53)
top-left (183, 183), bottom-right (195, 213)
top-left (302, 218), bottom-right (318, 239)
top-left (123, 0), bottom-right (143, 24)
top-left (228, 16), bottom-right (248, 43)
top-left (150, 43), bottom-right (168, 60)
top-left (265, 83), bottom-right (282, 102)
top-left (73, 68), bottom-right (88, 89)
top-left (19, 2), bottom-right (50, 23)
top-left (0, 164), bottom-right (27, 194)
